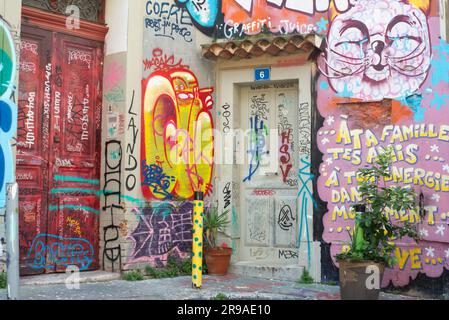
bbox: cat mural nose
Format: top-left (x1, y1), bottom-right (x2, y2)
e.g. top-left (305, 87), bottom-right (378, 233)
top-left (372, 40), bottom-right (385, 54)
top-left (371, 40), bottom-right (386, 71)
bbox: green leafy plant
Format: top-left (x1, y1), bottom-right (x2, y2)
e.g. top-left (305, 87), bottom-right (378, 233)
top-left (145, 265), bottom-right (164, 279)
top-left (211, 293), bottom-right (229, 300)
top-left (122, 270), bottom-right (144, 281)
top-left (180, 258), bottom-right (192, 275)
top-left (336, 146), bottom-right (419, 267)
top-left (0, 272), bottom-right (6, 289)
top-left (145, 256), bottom-right (192, 278)
top-left (204, 206), bottom-right (230, 249)
top-left (297, 269), bottom-right (314, 284)
top-left (322, 280), bottom-right (338, 286)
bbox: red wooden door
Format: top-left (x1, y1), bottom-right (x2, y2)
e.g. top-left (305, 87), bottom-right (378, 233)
top-left (17, 27), bottom-right (103, 275)
top-left (17, 26), bottom-right (52, 275)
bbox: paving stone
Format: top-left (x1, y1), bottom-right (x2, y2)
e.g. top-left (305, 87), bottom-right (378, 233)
top-left (0, 273), bottom-right (421, 300)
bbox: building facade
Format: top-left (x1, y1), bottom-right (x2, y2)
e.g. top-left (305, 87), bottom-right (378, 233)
top-left (0, 0), bottom-right (449, 297)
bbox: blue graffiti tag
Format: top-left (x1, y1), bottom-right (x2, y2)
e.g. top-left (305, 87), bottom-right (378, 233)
top-left (27, 234), bottom-right (94, 271)
top-left (141, 160), bottom-right (175, 200)
top-left (243, 115), bottom-right (268, 182)
top-left (297, 156), bottom-right (318, 270)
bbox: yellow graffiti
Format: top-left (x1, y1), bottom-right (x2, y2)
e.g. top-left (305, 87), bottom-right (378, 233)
top-left (142, 69), bottom-right (214, 200)
top-left (395, 247), bottom-right (422, 270)
top-left (66, 217), bottom-right (81, 237)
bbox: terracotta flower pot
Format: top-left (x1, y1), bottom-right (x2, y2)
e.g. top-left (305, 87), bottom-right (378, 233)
top-left (204, 247), bottom-right (233, 275)
top-left (338, 260), bottom-right (385, 300)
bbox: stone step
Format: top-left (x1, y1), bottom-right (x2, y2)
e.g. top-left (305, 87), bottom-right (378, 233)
top-left (20, 271), bottom-right (121, 286)
top-left (229, 261), bottom-right (305, 282)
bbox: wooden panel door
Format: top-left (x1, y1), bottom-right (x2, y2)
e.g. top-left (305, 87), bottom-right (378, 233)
top-left (17, 27), bottom-right (103, 274)
top-left (17, 26), bottom-right (52, 275)
top-left (239, 82), bottom-right (305, 264)
top-left (46, 33), bottom-right (103, 272)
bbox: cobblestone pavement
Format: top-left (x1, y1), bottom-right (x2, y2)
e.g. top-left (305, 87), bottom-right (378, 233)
top-left (0, 273), bottom-right (421, 300)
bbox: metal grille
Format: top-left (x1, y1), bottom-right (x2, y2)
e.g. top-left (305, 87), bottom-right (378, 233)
top-left (22, 0), bottom-right (103, 23)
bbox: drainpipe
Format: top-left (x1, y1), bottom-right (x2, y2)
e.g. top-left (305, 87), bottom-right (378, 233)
top-left (5, 183), bottom-right (19, 300)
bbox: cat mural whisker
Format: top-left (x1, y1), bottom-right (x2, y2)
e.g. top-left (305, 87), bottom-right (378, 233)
top-left (387, 59), bottom-right (429, 78)
top-left (322, 58), bottom-right (367, 78)
top-left (387, 43), bottom-right (427, 63)
top-left (318, 64), bottom-right (363, 80)
top-left (389, 55), bottom-right (425, 73)
top-left (329, 48), bottom-right (366, 61)
top-left (387, 48), bottom-right (429, 73)
top-left (335, 57), bottom-right (365, 66)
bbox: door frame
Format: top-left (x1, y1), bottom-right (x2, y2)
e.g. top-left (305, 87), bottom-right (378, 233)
top-left (21, 5), bottom-right (108, 42)
top-left (216, 60), bottom-right (321, 281)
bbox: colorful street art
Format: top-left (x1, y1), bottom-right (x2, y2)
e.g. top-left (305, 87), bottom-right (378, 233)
top-left (181, 0), bottom-right (448, 288)
top-left (315, 0), bottom-right (449, 287)
top-left (322, 0), bottom-right (432, 101)
top-left (126, 202), bottom-right (194, 267)
top-left (174, 0), bottom-right (220, 35)
top-left (0, 18), bottom-right (17, 208)
top-left (175, 0), bottom-right (329, 37)
top-left (141, 49), bottom-right (214, 201)
top-left (27, 234), bottom-right (94, 271)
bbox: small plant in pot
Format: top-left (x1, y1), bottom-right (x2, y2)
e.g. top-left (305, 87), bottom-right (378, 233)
top-left (336, 147), bottom-right (419, 300)
top-left (204, 207), bottom-right (232, 275)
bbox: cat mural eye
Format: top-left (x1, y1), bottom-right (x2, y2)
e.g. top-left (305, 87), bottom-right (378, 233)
top-left (335, 37), bottom-right (369, 48)
top-left (385, 15), bottom-right (427, 77)
top-left (386, 15), bottom-right (423, 56)
top-left (335, 19), bottom-right (370, 52)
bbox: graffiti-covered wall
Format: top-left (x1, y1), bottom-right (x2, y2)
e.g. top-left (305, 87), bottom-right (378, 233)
top-left (97, 0), bottom-right (449, 294)
top-left (316, 0), bottom-right (449, 289)
top-left (164, 0), bottom-right (449, 292)
top-left (114, 0), bottom-right (216, 270)
top-left (101, 51), bottom-right (128, 271)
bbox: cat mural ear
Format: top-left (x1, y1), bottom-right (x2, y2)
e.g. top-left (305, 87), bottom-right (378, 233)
top-left (404, 0), bottom-right (431, 14)
top-left (327, 0), bottom-right (431, 20)
top-left (327, 0), bottom-right (358, 20)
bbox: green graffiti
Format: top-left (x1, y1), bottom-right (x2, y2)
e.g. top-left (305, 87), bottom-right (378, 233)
top-left (49, 204), bottom-right (100, 215)
top-left (54, 175), bottom-right (100, 185)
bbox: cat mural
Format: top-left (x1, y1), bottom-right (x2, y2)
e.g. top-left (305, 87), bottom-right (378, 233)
top-left (323, 0), bottom-right (431, 100)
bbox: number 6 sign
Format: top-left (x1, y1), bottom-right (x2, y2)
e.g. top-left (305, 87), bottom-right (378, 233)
top-left (255, 67), bottom-right (270, 81)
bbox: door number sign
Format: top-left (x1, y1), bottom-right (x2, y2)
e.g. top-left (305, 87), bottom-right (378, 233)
top-left (255, 67), bottom-right (271, 81)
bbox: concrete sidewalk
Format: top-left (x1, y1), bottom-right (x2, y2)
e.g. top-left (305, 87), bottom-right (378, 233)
top-left (0, 273), bottom-right (421, 300)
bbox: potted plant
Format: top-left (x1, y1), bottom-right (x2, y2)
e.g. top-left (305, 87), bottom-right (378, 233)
top-left (204, 207), bottom-right (232, 275)
top-left (336, 147), bottom-right (419, 300)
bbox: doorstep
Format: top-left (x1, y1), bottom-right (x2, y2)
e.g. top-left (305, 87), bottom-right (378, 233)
top-left (20, 271), bottom-right (121, 286)
top-left (229, 261), bottom-right (304, 282)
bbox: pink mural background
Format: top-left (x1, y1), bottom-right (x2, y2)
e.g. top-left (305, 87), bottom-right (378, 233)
top-left (316, 0), bottom-right (449, 287)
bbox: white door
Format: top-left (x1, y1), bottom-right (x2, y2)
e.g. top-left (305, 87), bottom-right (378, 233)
top-left (239, 81), bottom-right (302, 264)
